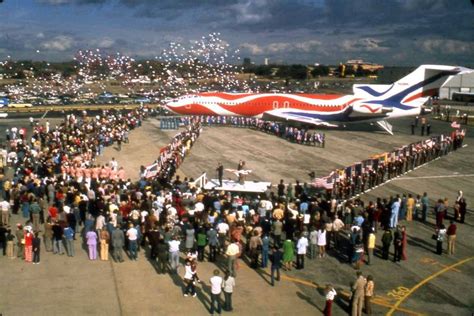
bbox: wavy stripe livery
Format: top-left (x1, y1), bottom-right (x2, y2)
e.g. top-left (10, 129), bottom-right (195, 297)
top-left (166, 65), bottom-right (472, 134)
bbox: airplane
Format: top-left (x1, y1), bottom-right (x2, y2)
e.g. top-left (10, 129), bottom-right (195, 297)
top-left (0, 97), bottom-right (8, 118)
top-left (165, 65), bottom-right (472, 134)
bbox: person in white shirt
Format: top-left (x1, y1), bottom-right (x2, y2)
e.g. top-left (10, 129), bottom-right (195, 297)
top-left (168, 236), bottom-right (181, 273)
top-left (317, 227), bottom-right (327, 258)
top-left (209, 269), bottom-right (223, 314)
top-left (109, 157), bottom-right (118, 171)
top-left (126, 224), bottom-right (138, 260)
top-left (296, 234), bottom-right (308, 269)
top-left (96, 213), bottom-right (106, 232)
top-left (217, 221), bottom-right (229, 253)
top-left (324, 284), bottom-right (337, 315)
top-left (226, 242), bottom-right (240, 277)
top-left (183, 259), bottom-right (198, 297)
top-left (222, 272), bottom-right (236, 311)
top-left (0, 199), bottom-right (10, 226)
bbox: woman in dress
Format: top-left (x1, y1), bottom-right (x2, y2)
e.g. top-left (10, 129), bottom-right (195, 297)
top-left (365, 275), bottom-right (375, 315)
top-left (282, 238), bottom-right (294, 271)
top-left (401, 226), bottom-right (408, 260)
top-left (185, 225), bottom-right (195, 253)
top-left (317, 227), bottom-right (327, 258)
top-left (24, 227), bottom-right (34, 263)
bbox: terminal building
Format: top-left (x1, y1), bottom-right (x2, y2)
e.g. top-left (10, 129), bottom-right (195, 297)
top-left (439, 71), bottom-right (474, 101)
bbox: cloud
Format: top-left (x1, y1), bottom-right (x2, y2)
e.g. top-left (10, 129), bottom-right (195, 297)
top-left (230, 0), bottom-right (271, 24)
top-left (418, 39), bottom-right (474, 55)
top-left (41, 35), bottom-right (75, 51)
top-left (239, 43), bottom-right (264, 55)
top-left (339, 38), bottom-right (389, 53)
top-left (240, 39), bottom-right (321, 55)
top-left (37, 0), bottom-right (73, 4)
top-left (90, 38), bottom-right (116, 49)
top-left (37, 0), bottom-right (106, 4)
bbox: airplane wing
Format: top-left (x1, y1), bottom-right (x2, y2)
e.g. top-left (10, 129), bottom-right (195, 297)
top-left (261, 109), bottom-right (339, 127)
top-left (225, 169), bottom-right (253, 176)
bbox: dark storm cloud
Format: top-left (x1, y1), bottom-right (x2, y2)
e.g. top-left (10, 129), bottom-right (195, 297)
top-left (26, 0), bottom-right (474, 64)
top-left (37, 0), bottom-right (474, 35)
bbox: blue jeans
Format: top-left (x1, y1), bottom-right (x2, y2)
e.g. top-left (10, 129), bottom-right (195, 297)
top-left (261, 248), bottom-right (269, 268)
top-left (129, 240), bottom-right (137, 259)
top-left (271, 266), bottom-right (280, 285)
top-left (210, 293), bottom-right (222, 314)
top-left (53, 239), bottom-right (64, 254)
top-left (422, 205), bottom-right (428, 222)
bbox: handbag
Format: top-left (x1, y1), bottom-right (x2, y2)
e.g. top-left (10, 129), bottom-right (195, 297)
top-left (431, 234), bottom-right (437, 240)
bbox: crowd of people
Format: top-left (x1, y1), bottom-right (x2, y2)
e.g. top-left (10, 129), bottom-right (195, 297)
top-left (316, 130), bottom-right (467, 201)
top-left (178, 115), bottom-right (326, 147)
top-left (0, 110), bottom-right (469, 315)
top-left (141, 118), bottom-right (202, 185)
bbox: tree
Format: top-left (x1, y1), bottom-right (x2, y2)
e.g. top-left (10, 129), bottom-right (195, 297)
top-left (254, 65), bottom-right (272, 76)
top-left (276, 64), bottom-right (307, 80)
top-left (311, 65), bottom-right (330, 77)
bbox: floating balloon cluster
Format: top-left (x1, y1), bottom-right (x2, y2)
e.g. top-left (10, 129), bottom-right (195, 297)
top-left (0, 33), bottom-right (256, 102)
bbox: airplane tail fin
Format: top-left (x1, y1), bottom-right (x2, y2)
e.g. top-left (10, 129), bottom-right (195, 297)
top-left (354, 65), bottom-right (473, 108)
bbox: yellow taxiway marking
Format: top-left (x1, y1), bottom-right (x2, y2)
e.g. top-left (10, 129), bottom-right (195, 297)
top-left (419, 257), bottom-right (461, 272)
top-left (386, 256), bottom-right (474, 316)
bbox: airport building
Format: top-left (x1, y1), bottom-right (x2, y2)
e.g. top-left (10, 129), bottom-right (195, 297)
top-left (439, 71), bottom-right (474, 101)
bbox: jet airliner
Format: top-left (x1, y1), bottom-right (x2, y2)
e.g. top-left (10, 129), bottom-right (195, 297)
top-left (165, 65), bottom-right (472, 134)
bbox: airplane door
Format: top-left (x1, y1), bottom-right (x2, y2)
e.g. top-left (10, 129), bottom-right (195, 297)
top-left (273, 101), bottom-right (279, 109)
top-left (283, 101), bottom-right (289, 108)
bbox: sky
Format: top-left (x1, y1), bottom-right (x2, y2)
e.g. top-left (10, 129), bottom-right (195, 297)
top-left (1, 0), bottom-right (473, 66)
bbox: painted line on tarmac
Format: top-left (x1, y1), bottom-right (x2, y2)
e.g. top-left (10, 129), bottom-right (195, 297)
top-left (386, 256), bottom-right (474, 316)
top-left (391, 174), bottom-right (474, 181)
top-left (279, 275), bottom-right (422, 315)
top-left (418, 257), bottom-right (461, 272)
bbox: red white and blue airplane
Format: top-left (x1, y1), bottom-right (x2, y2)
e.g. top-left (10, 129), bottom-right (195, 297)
top-left (165, 65), bottom-right (472, 134)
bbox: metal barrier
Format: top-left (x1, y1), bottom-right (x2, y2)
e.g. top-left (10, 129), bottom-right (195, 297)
top-left (192, 172), bottom-right (207, 189)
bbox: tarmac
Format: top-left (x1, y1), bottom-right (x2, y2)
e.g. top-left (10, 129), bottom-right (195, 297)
top-left (0, 114), bottom-right (473, 315)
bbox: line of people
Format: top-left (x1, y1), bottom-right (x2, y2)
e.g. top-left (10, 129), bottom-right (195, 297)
top-left (178, 115), bottom-right (326, 147)
top-left (327, 131), bottom-right (466, 200)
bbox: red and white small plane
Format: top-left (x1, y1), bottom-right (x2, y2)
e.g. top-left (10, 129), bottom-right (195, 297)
top-left (165, 65), bottom-right (472, 134)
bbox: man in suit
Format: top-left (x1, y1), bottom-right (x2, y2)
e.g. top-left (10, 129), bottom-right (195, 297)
top-left (351, 271), bottom-right (367, 316)
top-left (111, 226), bottom-right (125, 262)
top-left (269, 246), bottom-right (282, 286)
top-left (216, 162), bottom-right (224, 187)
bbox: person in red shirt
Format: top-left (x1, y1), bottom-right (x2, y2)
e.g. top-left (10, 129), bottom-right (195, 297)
top-left (447, 221), bottom-right (457, 255)
top-left (49, 205), bottom-right (58, 220)
top-left (24, 229), bottom-right (34, 263)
